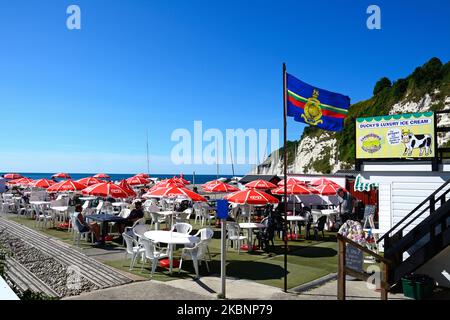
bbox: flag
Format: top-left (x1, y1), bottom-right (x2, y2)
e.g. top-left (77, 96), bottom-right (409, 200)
top-left (286, 73), bottom-right (350, 132)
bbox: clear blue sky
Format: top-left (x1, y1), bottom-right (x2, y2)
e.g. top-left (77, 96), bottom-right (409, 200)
top-left (0, 0), bottom-right (449, 175)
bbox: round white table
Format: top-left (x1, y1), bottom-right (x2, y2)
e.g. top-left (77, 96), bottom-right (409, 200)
top-left (143, 230), bottom-right (199, 274)
top-left (285, 215), bottom-right (306, 238)
top-left (112, 202), bottom-right (129, 207)
top-left (239, 223), bottom-right (266, 252)
top-left (79, 197), bottom-right (97, 201)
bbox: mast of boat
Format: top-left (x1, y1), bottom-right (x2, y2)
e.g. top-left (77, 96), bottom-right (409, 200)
top-left (216, 139), bottom-right (219, 180)
top-left (228, 140), bottom-right (235, 177)
top-left (146, 129), bottom-right (150, 175)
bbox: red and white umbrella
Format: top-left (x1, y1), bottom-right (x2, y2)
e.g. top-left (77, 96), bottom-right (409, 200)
top-left (314, 183), bottom-right (344, 196)
top-left (167, 176), bottom-right (190, 185)
top-left (29, 179), bottom-right (55, 189)
top-left (225, 189), bottom-right (279, 205)
top-left (3, 173), bottom-right (24, 180)
top-left (7, 177), bottom-right (33, 186)
top-left (245, 179), bottom-right (277, 190)
top-left (82, 182), bottom-right (131, 199)
top-left (155, 180), bottom-right (185, 188)
top-left (126, 176), bottom-right (150, 186)
top-left (93, 173), bottom-right (111, 179)
top-left (310, 178), bottom-right (340, 187)
top-left (272, 184), bottom-right (319, 195)
top-left (47, 180), bottom-right (87, 193)
top-left (277, 178), bottom-right (307, 187)
top-left (203, 181), bottom-right (239, 193)
top-left (143, 186), bottom-right (207, 202)
top-left (118, 180), bottom-right (137, 197)
top-left (135, 173), bottom-right (150, 178)
top-left (77, 177), bottom-right (105, 186)
top-left (52, 172), bottom-right (71, 179)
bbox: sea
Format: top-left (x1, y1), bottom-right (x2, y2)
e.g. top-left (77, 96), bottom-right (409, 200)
top-left (0, 173), bottom-right (236, 185)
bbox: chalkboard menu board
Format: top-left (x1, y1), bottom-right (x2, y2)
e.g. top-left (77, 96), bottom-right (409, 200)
top-left (346, 245), bottom-right (364, 273)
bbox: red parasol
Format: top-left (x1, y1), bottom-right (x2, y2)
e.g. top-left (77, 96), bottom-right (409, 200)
top-left (47, 180), bottom-right (86, 193)
top-left (143, 186), bottom-right (206, 202)
top-left (277, 178), bottom-right (307, 187)
top-left (77, 177), bottom-right (105, 186)
top-left (225, 189), bottom-right (279, 205)
top-left (82, 182), bottom-right (132, 199)
top-left (244, 179), bottom-right (277, 190)
top-left (3, 173), bottom-right (24, 180)
top-left (52, 172), bottom-right (72, 179)
top-left (310, 178), bottom-right (340, 187)
top-left (29, 179), bottom-right (55, 189)
top-left (93, 173), bottom-right (111, 179)
top-left (313, 183), bottom-right (344, 196)
top-left (203, 181), bottom-right (239, 193)
top-left (118, 180), bottom-right (137, 197)
top-left (7, 177), bottom-right (34, 186)
top-left (272, 184), bottom-right (319, 195)
top-left (126, 176), bottom-right (150, 186)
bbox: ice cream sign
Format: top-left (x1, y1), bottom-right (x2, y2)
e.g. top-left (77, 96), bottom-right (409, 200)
top-left (353, 174), bottom-right (378, 192)
top-left (355, 112), bottom-right (435, 159)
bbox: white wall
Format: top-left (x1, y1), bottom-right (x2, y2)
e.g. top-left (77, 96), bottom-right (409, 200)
top-left (361, 164), bottom-right (450, 288)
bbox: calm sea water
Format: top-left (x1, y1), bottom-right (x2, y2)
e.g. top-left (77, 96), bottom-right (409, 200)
top-left (0, 173), bottom-right (236, 185)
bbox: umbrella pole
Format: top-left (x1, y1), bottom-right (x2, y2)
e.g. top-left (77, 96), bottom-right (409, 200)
top-left (282, 62), bottom-right (288, 293)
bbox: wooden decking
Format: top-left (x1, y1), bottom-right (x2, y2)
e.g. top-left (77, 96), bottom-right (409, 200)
top-left (0, 218), bottom-right (133, 291)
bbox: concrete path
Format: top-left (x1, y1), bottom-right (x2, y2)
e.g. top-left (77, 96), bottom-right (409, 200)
top-left (65, 275), bottom-right (408, 300)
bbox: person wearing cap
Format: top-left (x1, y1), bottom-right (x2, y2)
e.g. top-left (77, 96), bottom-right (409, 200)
top-left (336, 188), bottom-right (354, 223)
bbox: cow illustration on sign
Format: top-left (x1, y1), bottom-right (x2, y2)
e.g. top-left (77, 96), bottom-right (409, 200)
top-left (401, 128), bottom-right (432, 156)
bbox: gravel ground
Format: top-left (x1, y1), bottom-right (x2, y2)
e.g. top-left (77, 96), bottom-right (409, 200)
top-left (0, 228), bottom-right (98, 297)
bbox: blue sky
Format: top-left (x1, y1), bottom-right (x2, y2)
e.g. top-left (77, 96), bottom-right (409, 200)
top-left (0, 0), bottom-right (449, 175)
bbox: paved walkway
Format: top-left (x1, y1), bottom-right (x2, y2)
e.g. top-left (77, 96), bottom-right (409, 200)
top-left (64, 275), bottom-right (408, 300)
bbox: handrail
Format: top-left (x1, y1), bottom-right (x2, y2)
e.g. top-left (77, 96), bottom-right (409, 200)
top-left (377, 178), bottom-right (450, 243)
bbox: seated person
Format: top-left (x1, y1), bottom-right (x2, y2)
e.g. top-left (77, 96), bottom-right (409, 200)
top-left (73, 205), bottom-right (101, 243)
top-left (118, 201), bottom-right (145, 234)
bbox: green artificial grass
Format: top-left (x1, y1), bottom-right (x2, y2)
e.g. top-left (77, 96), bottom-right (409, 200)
top-left (7, 214), bottom-right (339, 289)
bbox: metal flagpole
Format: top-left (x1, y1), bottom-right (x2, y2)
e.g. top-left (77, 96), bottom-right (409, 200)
top-left (282, 63), bottom-right (288, 292)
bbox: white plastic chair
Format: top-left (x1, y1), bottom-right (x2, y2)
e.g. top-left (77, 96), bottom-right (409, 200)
top-left (191, 227), bottom-right (214, 260)
top-left (200, 206), bottom-right (215, 226)
top-left (95, 200), bottom-right (104, 214)
top-left (72, 214), bottom-right (94, 247)
top-left (122, 232), bottom-right (145, 270)
top-left (170, 222), bottom-right (192, 235)
top-left (175, 209), bottom-right (192, 224)
top-left (34, 205), bottom-right (54, 229)
top-left (226, 222), bottom-right (247, 254)
top-left (179, 240), bottom-right (210, 279)
top-left (150, 212), bottom-right (166, 230)
top-left (139, 238), bottom-right (168, 277)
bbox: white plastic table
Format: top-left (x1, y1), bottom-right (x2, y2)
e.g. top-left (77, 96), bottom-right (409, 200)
top-left (155, 211), bottom-right (178, 229)
top-left (285, 215), bottom-right (306, 238)
top-left (143, 230), bottom-right (199, 274)
top-left (239, 223), bottom-right (266, 252)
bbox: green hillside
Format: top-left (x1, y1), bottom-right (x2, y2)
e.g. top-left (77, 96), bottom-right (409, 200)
top-left (282, 57), bottom-right (450, 173)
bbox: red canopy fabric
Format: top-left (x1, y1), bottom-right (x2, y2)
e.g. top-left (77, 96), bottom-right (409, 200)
top-left (3, 173), bottom-right (24, 180)
top-left (155, 180), bottom-right (185, 188)
top-left (203, 181), bottom-right (239, 193)
top-left (93, 173), bottom-right (111, 179)
top-left (225, 189), bottom-right (279, 205)
top-left (47, 180), bottom-right (86, 193)
top-left (82, 182), bottom-right (131, 198)
top-left (52, 172), bottom-right (72, 179)
top-left (7, 178), bottom-right (33, 186)
top-left (118, 180), bottom-right (137, 197)
top-left (77, 177), bottom-right (105, 186)
top-left (277, 178), bottom-right (307, 187)
top-left (29, 179), bottom-right (55, 189)
top-left (310, 178), bottom-right (340, 187)
top-left (143, 187), bottom-right (206, 202)
top-left (167, 177), bottom-right (190, 185)
top-left (313, 183), bottom-right (344, 196)
top-left (244, 179), bottom-right (277, 190)
top-left (126, 176), bottom-right (150, 186)
top-left (135, 173), bottom-right (150, 178)
top-left (272, 184), bottom-right (319, 195)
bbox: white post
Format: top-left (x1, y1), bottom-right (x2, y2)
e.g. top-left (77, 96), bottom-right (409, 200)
top-left (220, 219), bottom-right (226, 298)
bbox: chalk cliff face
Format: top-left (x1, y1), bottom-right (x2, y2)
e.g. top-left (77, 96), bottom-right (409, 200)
top-left (250, 58), bottom-right (450, 175)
